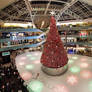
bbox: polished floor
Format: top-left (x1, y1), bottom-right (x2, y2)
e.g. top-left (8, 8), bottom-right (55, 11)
top-left (15, 51), bottom-right (92, 92)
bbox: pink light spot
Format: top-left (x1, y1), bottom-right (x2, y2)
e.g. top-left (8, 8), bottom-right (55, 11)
top-left (20, 57), bottom-right (27, 60)
top-left (18, 61), bottom-right (25, 66)
top-left (67, 75), bottom-right (78, 85)
top-left (81, 70), bottom-right (92, 79)
top-left (20, 71), bottom-right (32, 81)
top-left (80, 58), bottom-right (87, 62)
top-left (54, 84), bottom-right (69, 92)
top-left (34, 53), bottom-right (39, 56)
top-left (80, 62), bottom-right (89, 68)
top-left (34, 60), bottom-right (40, 64)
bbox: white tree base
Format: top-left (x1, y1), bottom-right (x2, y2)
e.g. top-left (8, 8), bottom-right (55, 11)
top-left (41, 64), bottom-right (68, 76)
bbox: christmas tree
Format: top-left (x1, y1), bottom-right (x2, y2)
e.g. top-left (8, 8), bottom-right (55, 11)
top-left (41, 16), bottom-right (68, 68)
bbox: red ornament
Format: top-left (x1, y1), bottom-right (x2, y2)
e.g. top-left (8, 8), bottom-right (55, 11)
top-left (40, 16), bottom-right (68, 68)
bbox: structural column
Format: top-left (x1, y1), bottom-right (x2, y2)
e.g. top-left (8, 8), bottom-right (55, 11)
top-left (0, 32), bottom-right (2, 48)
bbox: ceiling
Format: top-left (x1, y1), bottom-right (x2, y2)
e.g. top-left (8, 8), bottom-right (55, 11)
top-left (0, 0), bottom-right (92, 10)
top-left (0, 0), bottom-right (92, 23)
top-left (81, 0), bottom-right (92, 5)
top-left (0, 0), bottom-right (16, 10)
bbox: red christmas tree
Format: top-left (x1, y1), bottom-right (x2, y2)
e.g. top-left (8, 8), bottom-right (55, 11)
top-left (41, 16), bottom-right (68, 68)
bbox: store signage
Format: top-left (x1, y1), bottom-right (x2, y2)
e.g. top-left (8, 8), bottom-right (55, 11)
top-left (79, 31), bottom-right (88, 38)
top-left (2, 51), bottom-right (10, 56)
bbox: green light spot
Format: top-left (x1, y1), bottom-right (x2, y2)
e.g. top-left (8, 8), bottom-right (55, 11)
top-left (64, 65), bottom-right (68, 69)
top-left (72, 56), bottom-right (78, 60)
top-left (25, 65), bottom-right (34, 70)
top-left (30, 57), bottom-right (36, 60)
top-left (89, 81), bottom-right (92, 91)
top-left (70, 66), bottom-right (80, 73)
top-left (27, 80), bottom-right (43, 92)
top-left (68, 59), bottom-right (74, 64)
top-left (26, 54), bottom-right (32, 57)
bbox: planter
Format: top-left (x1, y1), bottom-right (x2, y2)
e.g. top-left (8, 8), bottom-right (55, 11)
top-left (41, 64), bottom-right (68, 76)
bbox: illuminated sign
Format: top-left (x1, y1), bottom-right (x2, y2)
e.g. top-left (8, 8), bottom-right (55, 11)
top-left (2, 51), bottom-right (10, 56)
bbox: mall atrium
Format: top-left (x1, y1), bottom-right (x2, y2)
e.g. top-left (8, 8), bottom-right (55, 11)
top-left (0, 0), bottom-right (92, 92)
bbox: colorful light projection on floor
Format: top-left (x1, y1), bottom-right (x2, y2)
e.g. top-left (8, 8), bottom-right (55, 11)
top-left (34, 60), bottom-right (40, 64)
top-left (27, 80), bottom-right (44, 92)
top-left (80, 57), bottom-right (87, 62)
top-left (30, 57), bottom-right (36, 60)
top-left (17, 61), bottom-right (26, 66)
top-left (69, 66), bottom-right (80, 73)
top-left (81, 70), bottom-right (92, 79)
top-left (26, 52), bottom-right (40, 57)
top-left (34, 53), bottom-right (39, 56)
top-left (20, 57), bottom-right (27, 60)
top-left (72, 56), bottom-right (78, 60)
top-left (26, 54), bottom-right (32, 57)
top-left (88, 81), bottom-right (92, 91)
top-left (53, 84), bottom-right (69, 92)
top-left (15, 52), bottom-right (92, 92)
top-left (20, 71), bottom-right (32, 81)
top-left (25, 64), bottom-right (34, 70)
top-left (67, 75), bottom-right (78, 85)
top-left (80, 62), bottom-right (89, 68)
top-left (68, 59), bottom-right (74, 64)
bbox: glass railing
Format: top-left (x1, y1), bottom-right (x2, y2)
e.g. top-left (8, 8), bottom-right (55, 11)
top-left (0, 28), bottom-right (42, 32)
top-left (0, 40), bottom-right (45, 52)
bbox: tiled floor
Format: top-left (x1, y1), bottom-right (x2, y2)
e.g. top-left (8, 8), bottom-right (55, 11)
top-left (16, 51), bottom-right (92, 92)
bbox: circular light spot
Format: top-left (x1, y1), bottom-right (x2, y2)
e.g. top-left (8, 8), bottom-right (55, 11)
top-left (80, 62), bottom-right (89, 68)
top-left (26, 54), bottom-right (32, 57)
top-left (53, 84), bottom-right (69, 92)
top-left (68, 59), bottom-right (74, 64)
top-left (27, 80), bottom-right (44, 92)
top-left (72, 56), bottom-right (78, 60)
top-left (67, 75), bottom-right (78, 85)
top-left (18, 61), bottom-right (25, 66)
top-left (20, 57), bottom-right (27, 60)
top-left (25, 64), bottom-right (34, 70)
top-left (81, 70), bottom-right (92, 79)
top-left (30, 57), bottom-right (36, 60)
top-left (89, 81), bottom-right (92, 91)
top-left (34, 53), bottom-right (39, 56)
top-left (20, 72), bottom-right (32, 81)
top-left (70, 66), bottom-right (80, 73)
top-left (80, 58), bottom-right (87, 62)
top-left (34, 60), bottom-right (40, 64)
